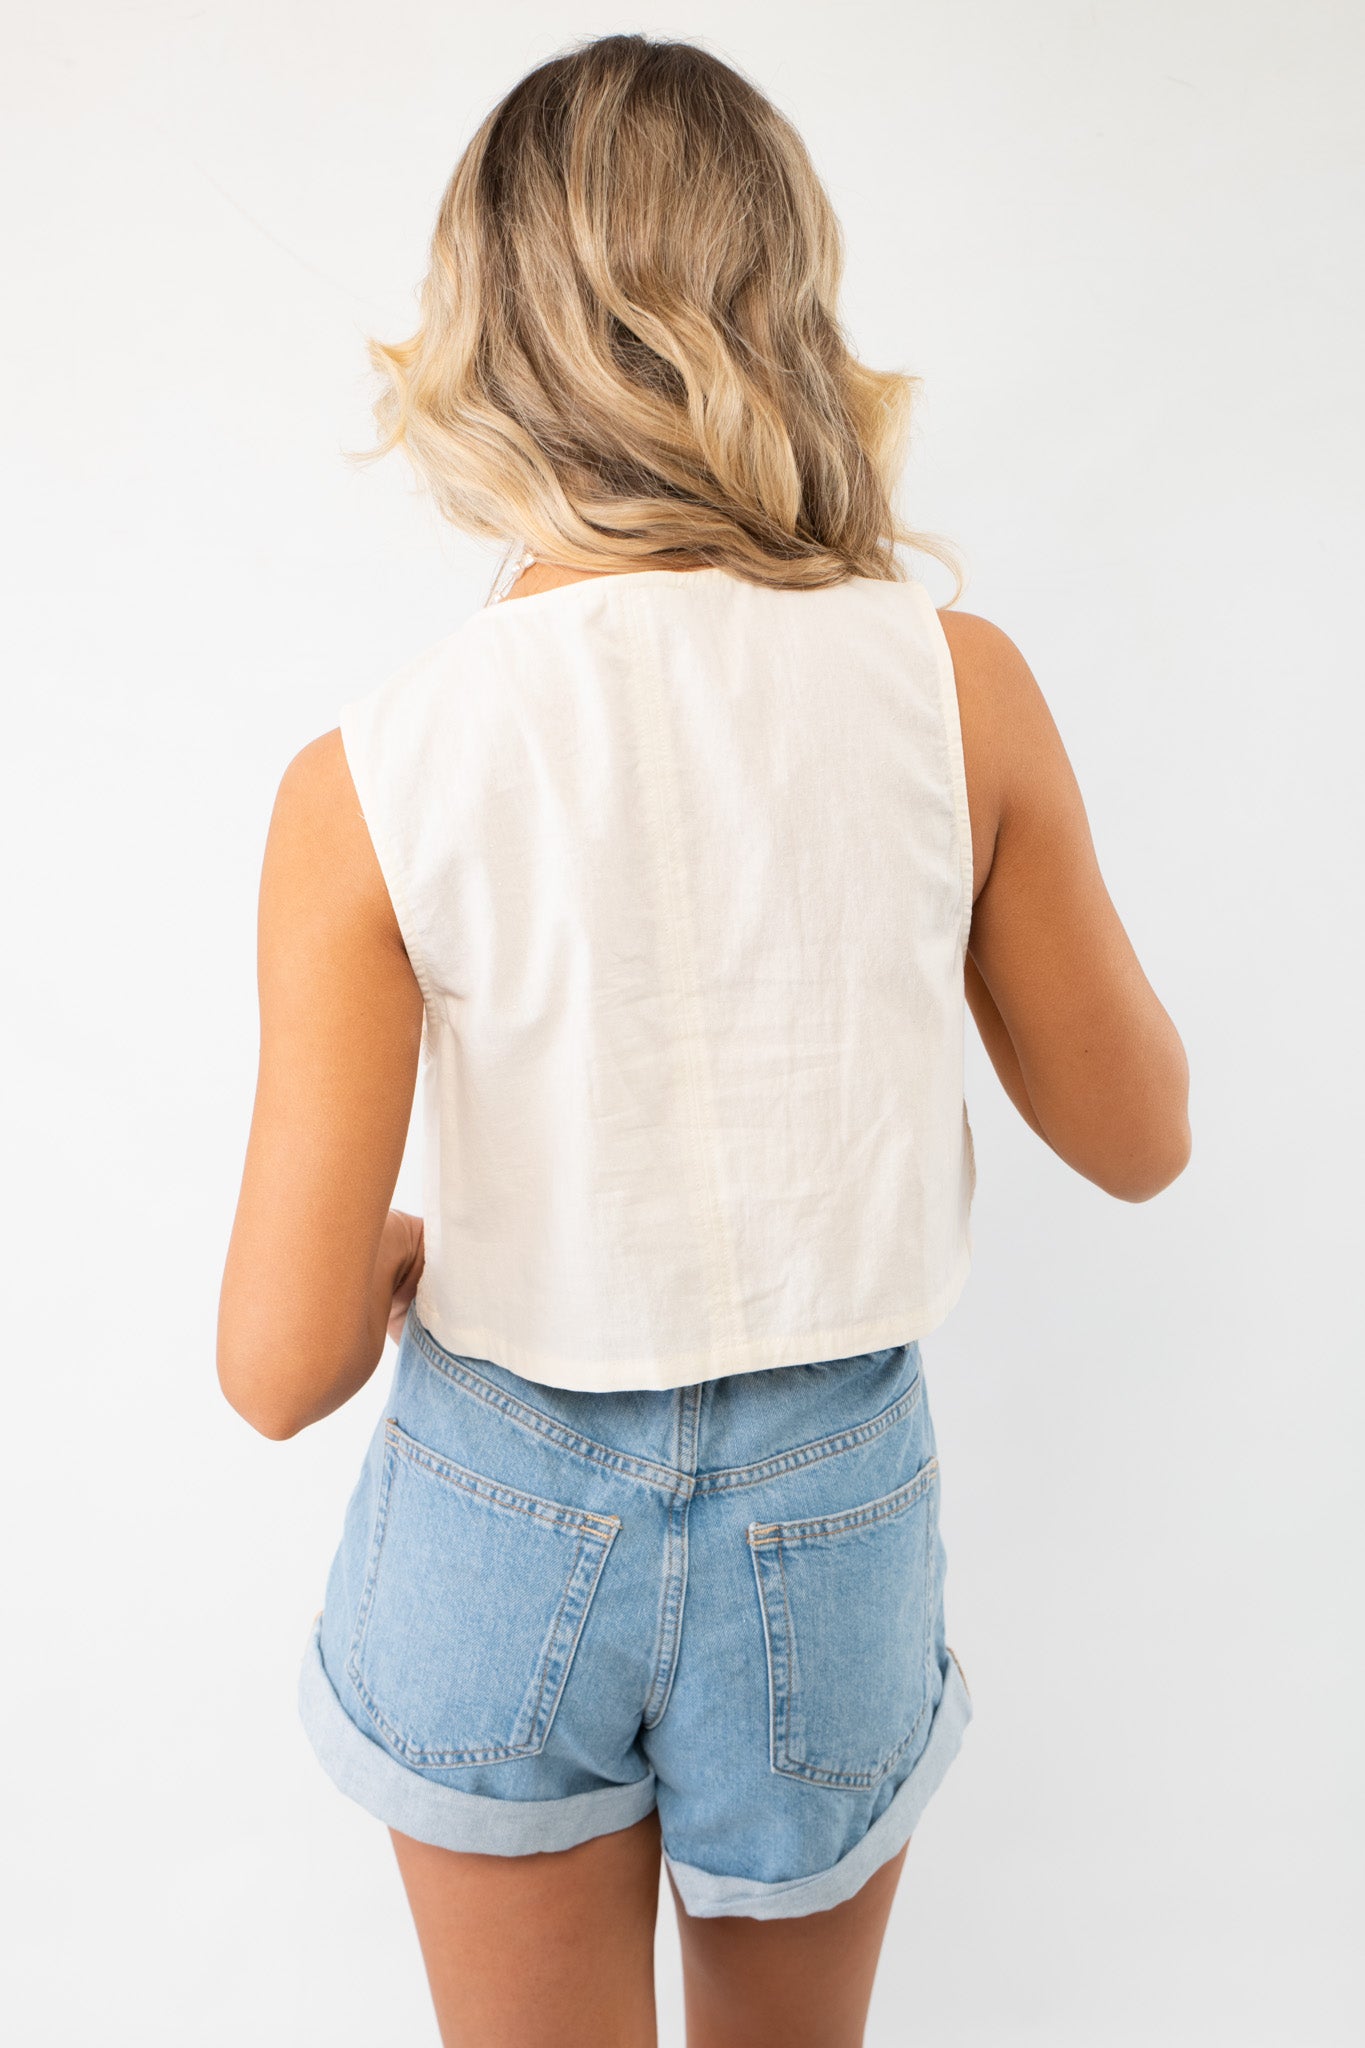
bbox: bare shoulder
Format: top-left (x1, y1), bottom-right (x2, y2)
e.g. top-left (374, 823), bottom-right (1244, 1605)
top-left (933, 606), bottom-right (1062, 904)
top-left (274, 725), bottom-right (352, 805)
top-left (934, 605), bottom-right (1033, 690)
top-left (935, 606), bottom-right (1058, 759)
top-left (268, 728), bottom-right (357, 868)
top-left (263, 728), bottom-right (403, 955)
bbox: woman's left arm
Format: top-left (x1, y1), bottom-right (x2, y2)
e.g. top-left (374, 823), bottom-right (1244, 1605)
top-left (217, 730), bottom-right (426, 1439)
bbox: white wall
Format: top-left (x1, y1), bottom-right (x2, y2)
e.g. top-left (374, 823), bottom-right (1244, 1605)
top-left (3, 3), bottom-right (1360, 2042)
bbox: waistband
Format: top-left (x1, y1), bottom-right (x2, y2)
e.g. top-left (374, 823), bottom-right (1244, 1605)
top-left (399, 1305), bottom-right (925, 1501)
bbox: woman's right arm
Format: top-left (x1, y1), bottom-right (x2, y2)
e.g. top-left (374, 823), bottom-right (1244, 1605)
top-left (940, 608), bottom-right (1191, 1203)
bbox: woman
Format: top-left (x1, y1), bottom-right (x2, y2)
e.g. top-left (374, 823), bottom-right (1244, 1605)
top-left (218, 33), bottom-right (1191, 2047)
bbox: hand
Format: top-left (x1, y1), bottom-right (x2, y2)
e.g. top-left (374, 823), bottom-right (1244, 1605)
top-left (381, 1208), bottom-right (425, 1347)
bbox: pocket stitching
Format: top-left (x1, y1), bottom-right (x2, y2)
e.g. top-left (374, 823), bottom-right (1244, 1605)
top-left (770, 1691), bottom-right (932, 1791)
top-left (748, 1458), bottom-right (940, 1789)
top-left (384, 1418), bottom-right (621, 1538)
top-left (772, 1534), bottom-right (798, 1767)
top-left (519, 1531), bottom-right (609, 1753)
top-left (698, 1370), bottom-right (924, 1496)
top-left (345, 1427), bottom-right (620, 1768)
top-left (747, 1456), bottom-right (939, 1547)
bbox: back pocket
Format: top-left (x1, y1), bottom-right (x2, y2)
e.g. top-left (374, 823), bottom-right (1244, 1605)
top-left (748, 1457), bottom-right (940, 1789)
top-left (346, 1419), bottom-right (620, 1768)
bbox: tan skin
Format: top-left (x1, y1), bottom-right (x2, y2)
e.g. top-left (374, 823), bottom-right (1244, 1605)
top-left (219, 551), bottom-right (1190, 2046)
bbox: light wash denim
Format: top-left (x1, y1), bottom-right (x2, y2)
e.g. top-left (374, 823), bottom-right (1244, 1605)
top-left (298, 1304), bottom-right (972, 1919)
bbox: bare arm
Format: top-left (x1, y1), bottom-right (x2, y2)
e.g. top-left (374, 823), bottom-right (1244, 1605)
top-left (941, 608), bottom-right (1191, 1202)
top-left (217, 730), bottom-right (426, 1439)
top-left (964, 950), bottom-right (1047, 1141)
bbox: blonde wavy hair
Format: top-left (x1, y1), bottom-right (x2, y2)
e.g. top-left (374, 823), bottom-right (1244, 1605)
top-left (352, 33), bottom-right (964, 597)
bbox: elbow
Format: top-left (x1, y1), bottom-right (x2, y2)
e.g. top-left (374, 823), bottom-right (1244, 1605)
top-left (216, 1346), bottom-right (309, 1442)
top-left (1107, 1111), bottom-right (1193, 1202)
top-left (1094, 1033), bottom-right (1193, 1202)
top-left (242, 1402), bottom-right (307, 1443)
top-left (216, 1307), bottom-right (373, 1440)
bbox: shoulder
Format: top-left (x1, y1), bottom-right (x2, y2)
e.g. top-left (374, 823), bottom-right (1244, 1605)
top-left (932, 607), bottom-right (1070, 901)
top-left (934, 604), bottom-right (1061, 780)
top-left (271, 727), bottom-right (360, 851)
top-left (264, 729), bottom-right (403, 953)
top-left (934, 607), bottom-right (1039, 714)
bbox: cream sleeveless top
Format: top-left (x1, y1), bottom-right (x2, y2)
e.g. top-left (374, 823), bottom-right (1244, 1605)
top-left (339, 565), bottom-right (976, 1393)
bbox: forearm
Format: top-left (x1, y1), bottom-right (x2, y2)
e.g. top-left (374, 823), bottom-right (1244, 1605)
top-left (218, 1211), bottom-right (416, 1440)
top-left (288, 1217), bottom-right (417, 1434)
top-left (964, 948), bottom-right (1049, 1142)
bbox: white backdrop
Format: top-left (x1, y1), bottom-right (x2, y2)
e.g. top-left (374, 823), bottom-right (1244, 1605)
top-left (3, 3), bottom-right (1361, 2043)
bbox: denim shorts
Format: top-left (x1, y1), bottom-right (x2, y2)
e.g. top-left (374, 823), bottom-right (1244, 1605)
top-left (297, 1305), bottom-right (972, 1920)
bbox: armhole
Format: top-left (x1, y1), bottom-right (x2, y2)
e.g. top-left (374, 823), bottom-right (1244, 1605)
top-left (908, 580), bottom-right (975, 957)
top-left (338, 690), bottom-right (441, 1050)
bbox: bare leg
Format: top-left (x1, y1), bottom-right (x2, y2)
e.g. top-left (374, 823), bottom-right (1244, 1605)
top-left (390, 1808), bottom-right (664, 2048)
top-left (668, 1838), bottom-right (911, 2048)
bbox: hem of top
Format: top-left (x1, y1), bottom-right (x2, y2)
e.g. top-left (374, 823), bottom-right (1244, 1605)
top-left (664, 1648), bottom-right (973, 1920)
top-left (297, 1614), bottom-right (658, 1856)
top-left (411, 1240), bottom-right (972, 1393)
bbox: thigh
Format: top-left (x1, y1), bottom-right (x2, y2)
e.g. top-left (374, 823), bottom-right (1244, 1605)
top-left (667, 1837), bottom-right (911, 2048)
top-left (390, 1808), bottom-right (664, 2048)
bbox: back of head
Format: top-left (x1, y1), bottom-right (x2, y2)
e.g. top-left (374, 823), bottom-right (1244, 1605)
top-left (359, 33), bottom-right (960, 593)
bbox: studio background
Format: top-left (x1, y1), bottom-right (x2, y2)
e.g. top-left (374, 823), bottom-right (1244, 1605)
top-left (3, 3), bottom-right (1360, 2042)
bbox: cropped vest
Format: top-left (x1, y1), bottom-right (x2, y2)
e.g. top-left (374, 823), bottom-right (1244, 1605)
top-left (339, 565), bottom-right (976, 1392)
